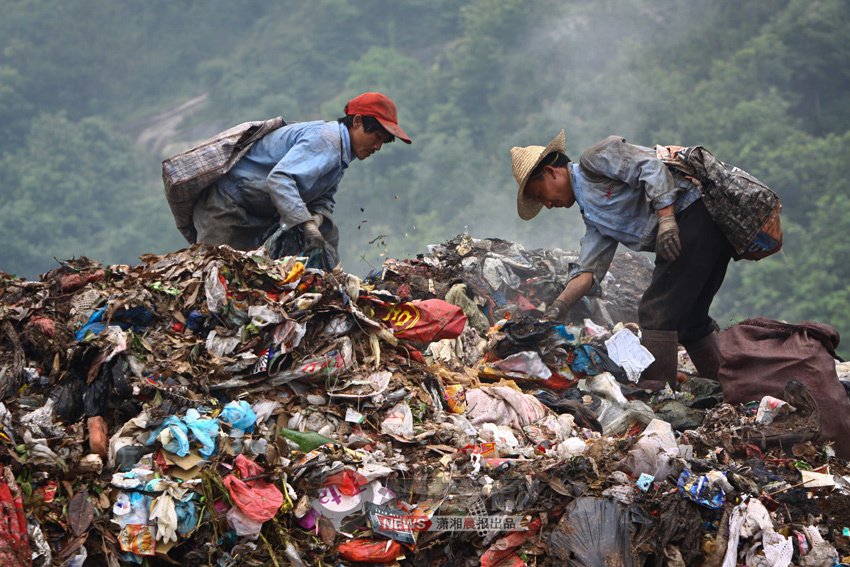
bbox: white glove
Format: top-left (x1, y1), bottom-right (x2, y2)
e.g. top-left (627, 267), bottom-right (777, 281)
top-left (149, 493), bottom-right (178, 543)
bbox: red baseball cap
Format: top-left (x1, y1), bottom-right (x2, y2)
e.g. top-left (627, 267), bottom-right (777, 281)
top-left (344, 92), bottom-right (412, 144)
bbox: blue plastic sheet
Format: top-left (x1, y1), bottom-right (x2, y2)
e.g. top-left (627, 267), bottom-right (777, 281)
top-left (220, 400), bottom-right (257, 433)
top-left (74, 305), bottom-right (156, 341)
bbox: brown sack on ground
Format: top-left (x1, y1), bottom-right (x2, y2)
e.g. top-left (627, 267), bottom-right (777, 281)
top-left (718, 318), bottom-right (850, 458)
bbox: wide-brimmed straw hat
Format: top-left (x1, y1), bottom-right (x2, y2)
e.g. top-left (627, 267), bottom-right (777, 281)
top-left (510, 130), bottom-right (566, 220)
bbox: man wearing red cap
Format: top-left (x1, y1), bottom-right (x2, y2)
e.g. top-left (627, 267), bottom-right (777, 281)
top-left (192, 92), bottom-right (411, 265)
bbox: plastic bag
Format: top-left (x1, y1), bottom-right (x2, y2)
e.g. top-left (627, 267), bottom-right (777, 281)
top-left (262, 222), bottom-right (338, 269)
top-left (183, 409), bottom-right (219, 458)
top-left (365, 297), bottom-right (467, 342)
top-left (337, 538), bottom-right (403, 563)
top-left (549, 497), bottom-right (635, 566)
top-left (480, 518), bottom-right (541, 567)
top-left (381, 402), bottom-right (414, 440)
top-left (593, 397), bottom-right (656, 436)
top-left (222, 455), bottom-right (283, 522)
top-left (204, 264), bottom-right (228, 314)
top-left (491, 351), bottom-right (552, 380)
top-left (617, 419), bottom-right (679, 481)
top-left (220, 400), bottom-right (257, 433)
top-left (146, 416), bottom-right (190, 457)
top-left (227, 506), bottom-right (263, 537)
top-left (0, 468), bottom-right (30, 567)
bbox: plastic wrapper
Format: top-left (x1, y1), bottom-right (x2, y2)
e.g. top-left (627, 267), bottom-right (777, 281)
top-left (28, 519), bottom-right (51, 565)
top-left (677, 469), bottom-right (726, 509)
top-left (444, 384), bottom-right (467, 413)
top-left (549, 497), bottom-right (635, 567)
top-left (491, 351), bottom-right (552, 380)
top-left (204, 264), bottom-right (228, 314)
top-left (367, 502), bottom-right (420, 545)
top-left (754, 395), bottom-right (792, 425)
top-left (635, 473), bottom-right (654, 491)
top-left (267, 337), bottom-right (353, 386)
top-left (381, 401), bottom-right (414, 440)
top-left (337, 538), bottom-right (404, 563)
top-left (119, 524), bottom-right (156, 556)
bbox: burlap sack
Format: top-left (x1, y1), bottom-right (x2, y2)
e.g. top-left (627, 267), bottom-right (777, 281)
top-left (718, 318), bottom-right (850, 458)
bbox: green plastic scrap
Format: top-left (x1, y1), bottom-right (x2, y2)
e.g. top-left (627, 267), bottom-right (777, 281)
top-left (149, 281), bottom-right (181, 295)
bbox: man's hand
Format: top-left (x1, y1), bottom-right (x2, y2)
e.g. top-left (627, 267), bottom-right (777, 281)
top-left (544, 299), bottom-right (570, 323)
top-left (302, 220), bottom-right (326, 253)
top-left (656, 214), bottom-right (681, 261)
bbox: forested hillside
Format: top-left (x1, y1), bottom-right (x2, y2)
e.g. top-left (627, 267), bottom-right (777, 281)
top-left (1, 0), bottom-right (848, 354)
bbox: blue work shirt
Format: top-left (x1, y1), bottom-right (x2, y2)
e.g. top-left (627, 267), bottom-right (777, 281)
top-left (217, 120), bottom-right (351, 229)
top-left (568, 136), bottom-right (701, 295)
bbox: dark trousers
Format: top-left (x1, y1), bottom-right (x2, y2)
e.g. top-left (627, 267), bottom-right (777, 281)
top-left (638, 199), bottom-right (733, 344)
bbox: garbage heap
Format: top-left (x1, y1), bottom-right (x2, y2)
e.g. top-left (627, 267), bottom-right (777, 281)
top-left (1, 234), bottom-right (849, 567)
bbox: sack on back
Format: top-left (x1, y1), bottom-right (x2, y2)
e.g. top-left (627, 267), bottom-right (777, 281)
top-left (162, 116), bottom-right (285, 243)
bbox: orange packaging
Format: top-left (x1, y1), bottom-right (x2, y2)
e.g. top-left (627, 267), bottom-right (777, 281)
top-left (444, 384), bottom-right (467, 413)
top-left (119, 524), bottom-right (156, 556)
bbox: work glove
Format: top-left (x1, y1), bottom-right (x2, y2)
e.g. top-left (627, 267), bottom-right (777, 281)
top-left (656, 214), bottom-right (682, 262)
top-left (543, 299), bottom-right (570, 324)
top-left (149, 492), bottom-right (178, 543)
top-left (302, 219), bottom-right (326, 254)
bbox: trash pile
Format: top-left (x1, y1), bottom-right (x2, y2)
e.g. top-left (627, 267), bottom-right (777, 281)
top-left (2, 233), bottom-right (850, 567)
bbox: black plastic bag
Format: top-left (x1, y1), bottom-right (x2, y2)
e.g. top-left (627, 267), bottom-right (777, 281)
top-left (51, 378), bottom-right (85, 422)
top-left (262, 222), bottom-right (338, 270)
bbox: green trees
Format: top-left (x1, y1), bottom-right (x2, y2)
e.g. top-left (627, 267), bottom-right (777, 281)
top-left (0, 0), bottom-right (848, 354)
top-left (0, 114), bottom-right (180, 276)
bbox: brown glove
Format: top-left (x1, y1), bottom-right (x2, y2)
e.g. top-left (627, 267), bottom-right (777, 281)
top-left (302, 220), bottom-right (326, 253)
top-left (656, 214), bottom-right (682, 261)
top-left (543, 299), bottom-right (570, 324)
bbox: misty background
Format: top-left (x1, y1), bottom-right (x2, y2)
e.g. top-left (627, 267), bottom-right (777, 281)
top-left (1, 0), bottom-right (849, 354)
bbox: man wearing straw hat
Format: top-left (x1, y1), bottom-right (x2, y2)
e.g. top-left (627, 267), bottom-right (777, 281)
top-left (510, 132), bottom-right (731, 391)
